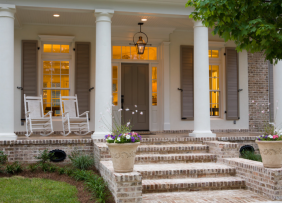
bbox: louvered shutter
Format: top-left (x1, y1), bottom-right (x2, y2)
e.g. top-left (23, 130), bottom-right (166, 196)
top-left (21, 40), bottom-right (38, 120)
top-left (225, 47), bottom-right (239, 120)
top-left (75, 42), bottom-right (91, 117)
top-left (268, 60), bottom-right (274, 122)
top-left (180, 45), bottom-right (194, 120)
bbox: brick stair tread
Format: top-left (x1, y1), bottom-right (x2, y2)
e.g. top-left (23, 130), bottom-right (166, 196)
top-left (136, 153), bottom-right (215, 159)
top-left (142, 189), bottom-right (272, 202)
top-left (96, 143), bottom-right (208, 151)
top-left (134, 163), bottom-right (235, 173)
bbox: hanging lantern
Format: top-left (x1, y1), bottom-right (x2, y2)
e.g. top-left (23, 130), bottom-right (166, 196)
top-left (130, 23), bottom-right (151, 55)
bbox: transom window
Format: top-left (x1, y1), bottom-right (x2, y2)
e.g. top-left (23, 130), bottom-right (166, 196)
top-left (112, 46), bottom-right (157, 60)
top-left (209, 65), bottom-right (220, 116)
top-left (43, 44), bottom-right (70, 53)
top-left (43, 61), bottom-right (70, 116)
top-left (209, 50), bottom-right (219, 58)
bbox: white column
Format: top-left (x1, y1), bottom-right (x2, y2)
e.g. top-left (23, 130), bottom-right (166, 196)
top-left (0, 4), bottom-right (17, 140)
top-left (162, 42), bottom-right (171, 130)
top-left (92, 9), bottom-right (114, 139)
top-left (274, 60), bottom-right (282, 133)
top-left (189, 21), bottom-right (215, 137)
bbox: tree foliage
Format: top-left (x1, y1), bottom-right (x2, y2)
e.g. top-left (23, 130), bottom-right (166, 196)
top-left (186, 0), bottom-right (282, 63)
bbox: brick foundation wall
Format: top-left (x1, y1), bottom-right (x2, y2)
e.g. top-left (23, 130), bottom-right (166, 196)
top-left (204, 141), bottom-right (239, 158)
top-left (0, 139), bottom-right (93, 163)
top-left (248, 52), bottom-right (270, 132)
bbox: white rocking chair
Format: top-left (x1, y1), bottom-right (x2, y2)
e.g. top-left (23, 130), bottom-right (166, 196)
top-left (60, 94), bottom-right (90, 136)
top-left (24, 94), bottom-right (54, 137)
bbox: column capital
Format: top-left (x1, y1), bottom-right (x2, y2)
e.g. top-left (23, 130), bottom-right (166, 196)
top-left (0, 4), bottom-right (16, 19)
top-left (95, 9), bottom-right (114, 22)
top-left (193, 20), bottom-right (206, 28)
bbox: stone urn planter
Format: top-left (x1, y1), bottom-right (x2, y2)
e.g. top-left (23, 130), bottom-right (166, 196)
top-left (256, 140), bottom-right (282, 168)
top-left (106, 142), bottom-right (140, 173)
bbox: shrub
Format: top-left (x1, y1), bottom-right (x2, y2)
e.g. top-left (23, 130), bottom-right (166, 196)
top-left (6, 162), bottom-right (23, 174)
top-left (39, 163), bottom-right (57, 173)
top-left (35, 149), bottom-right (54, 163)
top-left (0, 151), bottom-right (8, 164)
top-left (241, 150), bottom-right (262, 162)
top-left (27, 164), bottom-right (38, 172)
top-left (68, 151), bottom-right (94, 170)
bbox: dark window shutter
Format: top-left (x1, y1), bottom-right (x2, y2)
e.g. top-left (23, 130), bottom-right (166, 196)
top-left (225, 47), bottom-right (239, 120)
top-left (180, 45), bottom-right (194, 120)
top-left (268, 60), bottom-right (274, 122)
top-left (21, 40), bottom-right (38, 120)
top-left (75, 42), bottom-right (91, 116)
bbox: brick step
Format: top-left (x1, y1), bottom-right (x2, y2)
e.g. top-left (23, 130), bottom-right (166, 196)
top-left (140, 137), bottom-right (217, 145)
top-left (142, 189), bottom-right (271, 202)
top-left (135, 153), bottom-right (216, 164)
top-left (142, 177), bottom-right (245, 193)
top-left (136, 144), bottom-right (208, 154)
top-left (134, 163), bottom-right (236, 179)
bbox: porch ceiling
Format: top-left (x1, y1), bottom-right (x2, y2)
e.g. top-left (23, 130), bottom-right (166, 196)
top-left (15, 7), bottom-right (194, 30)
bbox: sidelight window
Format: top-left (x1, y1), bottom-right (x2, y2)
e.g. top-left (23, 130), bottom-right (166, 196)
top-left (112, 65), bottom-right (118, 106)
top-left (152, 67), bottom-right (157, 106)
top-left (209, 65), bottom-right (220, 116)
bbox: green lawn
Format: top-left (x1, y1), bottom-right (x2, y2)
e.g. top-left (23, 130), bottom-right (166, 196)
top-left (0, 176), bottom-right (79, 203)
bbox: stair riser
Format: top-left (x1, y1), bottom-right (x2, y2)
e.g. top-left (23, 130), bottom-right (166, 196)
top-left (136, 150), bottom-right (208, 155)
top-left (135, 159), bottom-right (216, 164)
top-left (141, 172), bottom-right (236, 180)
top-left (140, 142), bottom-right (205, 145)
top-left (143, 185), bottom-right (246, 193)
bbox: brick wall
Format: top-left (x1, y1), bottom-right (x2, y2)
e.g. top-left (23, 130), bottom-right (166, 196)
top-left (248, 52), bottom-right (270, 132)
top-left (0, 139), bottom-right (93, 163)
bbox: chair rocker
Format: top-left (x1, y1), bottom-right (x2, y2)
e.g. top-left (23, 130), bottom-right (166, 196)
top-left (24, 94), bottom-right (54, 137)
top-left (60, 94), bottom-right (90, 136)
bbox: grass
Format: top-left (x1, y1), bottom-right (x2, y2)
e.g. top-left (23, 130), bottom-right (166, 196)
top-left (241, 150), bottom-right (262, 162)
top-left (0, 176), bottom-right (79, 203)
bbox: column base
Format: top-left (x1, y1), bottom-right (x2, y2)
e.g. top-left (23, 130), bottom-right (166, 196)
top-left (164, 123), bottom-right (171, 131)
top-left (189, 131), bottom-right (216, 137)
top-left (91, 131), bottom-right (110, 139)
top-left (0, 133), bottom-right (17, 140)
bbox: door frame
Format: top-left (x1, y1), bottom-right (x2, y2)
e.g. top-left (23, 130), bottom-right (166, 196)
top-left (112, 61), bottom-right (161, 131)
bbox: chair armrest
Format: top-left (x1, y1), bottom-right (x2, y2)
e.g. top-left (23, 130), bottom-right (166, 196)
top-left (62, 112), bottom-right (69, 117)
top-left (25, 111), bottom-right (31, 116)
top-left (44, 111), bottom-right (53, 117)
top-left (79, 111), bottom-right (89, 117)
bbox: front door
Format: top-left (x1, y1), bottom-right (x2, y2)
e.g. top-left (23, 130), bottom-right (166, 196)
top-left (121, 63), bottom-right (149, 131)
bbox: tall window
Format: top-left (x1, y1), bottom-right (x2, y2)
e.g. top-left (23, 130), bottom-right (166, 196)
top-left (209, 65), bottom-right (220, 116)
top-left (112, 66), bottom-right (118, 106)
top-left (42, 60), bottom-right (70, 116)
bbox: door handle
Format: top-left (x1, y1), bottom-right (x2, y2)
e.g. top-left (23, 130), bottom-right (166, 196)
top-left (89, 87), bottom-right (94, 92)
top-left (121, 95), bottom-right (124, 109)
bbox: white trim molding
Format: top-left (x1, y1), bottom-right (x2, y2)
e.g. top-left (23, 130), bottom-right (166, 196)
top-left (38, 35), bottom-right (75, 42)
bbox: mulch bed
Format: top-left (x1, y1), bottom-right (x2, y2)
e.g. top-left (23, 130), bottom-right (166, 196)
top-left (0, 165), bottom-right (115, 203)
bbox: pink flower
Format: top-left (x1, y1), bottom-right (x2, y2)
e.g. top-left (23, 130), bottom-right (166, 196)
top-left (273, 135), bottom-right (279, 139)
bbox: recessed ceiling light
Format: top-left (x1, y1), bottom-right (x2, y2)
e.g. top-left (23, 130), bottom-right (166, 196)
top-left (141, 19), bottom-right (147, 22)
top-left (53, 14), bottom-right (60, 17)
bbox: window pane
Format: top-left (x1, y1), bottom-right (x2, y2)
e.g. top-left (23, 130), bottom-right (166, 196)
top-left (122, 46), bottom-right (131, 59)
top-left (43, 75), bottom-right (51, 88)
top-left (209, 50), bottom-right (211, 58)
top-left (212, 65), bottom-right (219, 77)
top-left (149, 47), bottom-right (157, 60)
top-left (210, 91), bottom-right (219, 104)
top-left (113, 46), bottom-right (121, 59)
top-left (52, 61), bottom-right (60, 75)
top-left (52, 90), bottom-right (61, 116)
top-left (53, 44), bottom-right (60, 53)
top-left (131, 46), bottom-right (139, 60)
top-left (43, 90), bottom-right (51, 115)
top-left (209, 65), bottom-right (212, 77)
top-left (152, 80), bottom-right (157, 92)
top-left (43, 61), bottom-right (51, 74)
top-left (139, 47), bottom-right (149, 60)
top-left (43, 44), bottom-right (52, 53)
top-left (61, 61), bottom-right (69, 74)
top-left (61, 45), bottom-right (69, 53)
top-left (212, 50), bottom-right (219, 58)
top-left (113, 93), bottom-right (118, 106)
top-left (113, 66), bottom-right (118, 78)
top-left (112, 79), bottom-right (118, 92)
top-left (61, 75), bottom-right (69, 88)
top-left (152, 93), bottom-right (157, 106)
top-left (152, 67), bottom-right (157, 79)
top-left (61, 90), bottom-right (69, 97)
top-left (52, 75), bottom-right (60, 87)
top-left (210, 103), bottom-right (219, 116)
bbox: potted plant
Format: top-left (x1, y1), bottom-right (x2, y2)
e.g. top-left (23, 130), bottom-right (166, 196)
top-left (256, 133), bottom-right (282, 168)
top-left (105, 132), bottom-right (141, 173)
